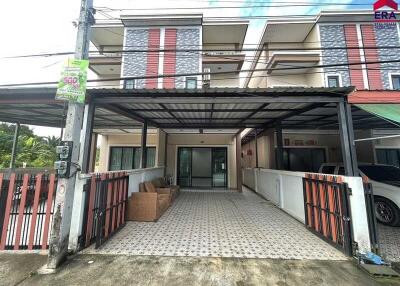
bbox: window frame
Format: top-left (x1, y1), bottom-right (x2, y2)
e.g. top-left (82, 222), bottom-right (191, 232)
top-left (123, 79), bottom-right (135, 89)
top-left (390, 73), bottom-right (400, 90)
top-left (108, 146), bottom-right (157, 171)
top-left (185, 77), bottom-right (198, 89)
top-left (325, 74), bottom-right (342, 88)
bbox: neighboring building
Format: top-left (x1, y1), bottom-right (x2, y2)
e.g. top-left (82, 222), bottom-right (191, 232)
top-left (242, 10), bottom-right (400, 172)
top-left (89, 14), bottom-right (249, 188)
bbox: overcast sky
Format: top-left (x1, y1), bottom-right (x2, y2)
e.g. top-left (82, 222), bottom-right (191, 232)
top-left (0, 0), bottom-right (363, 137)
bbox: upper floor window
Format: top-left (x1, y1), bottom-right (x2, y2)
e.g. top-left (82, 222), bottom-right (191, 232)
top-left (185, 77), bottom-right (197, 89)
top-left (391, 75), bottom-right (400, 90)
top-left (327, 75), bottom-right (341, 88)
top-left (124, 79), bottom-right (135, 89)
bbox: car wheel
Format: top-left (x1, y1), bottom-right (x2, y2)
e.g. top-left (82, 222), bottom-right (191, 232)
top-left (374, 197), bottom-right (400, 227)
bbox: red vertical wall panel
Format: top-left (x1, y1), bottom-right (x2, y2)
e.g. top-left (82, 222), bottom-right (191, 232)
top-left (163, 28), bottom-right (177, 89)
top-left (361, 25), bottom-right (383, 90)
top-left (344, 25), bottom-right (365, 89)
top-left (145, 28), bottom-right (160, 89)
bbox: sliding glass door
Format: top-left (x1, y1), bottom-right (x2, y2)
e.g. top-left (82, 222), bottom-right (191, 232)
top-left (177, 147), bottom-right (227, 188)
top-left (212, 148), bottom-right (227, 187)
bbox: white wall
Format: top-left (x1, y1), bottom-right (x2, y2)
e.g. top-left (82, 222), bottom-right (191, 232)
top-left (251, 168), bottom-right (306, 222)
top-left (243, 167), bottom-right (371, 253)
top-left (242, 168), bottom-right (256, 190)
top-left (342, 176), bottom-right (371, 253)
top-left (128, 167), bottom-right (164, 195)
top-left (210, 72), bottom-right (239, 88)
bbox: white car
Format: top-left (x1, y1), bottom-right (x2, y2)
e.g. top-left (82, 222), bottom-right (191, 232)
top-left (319, 163), bottom-right (400, 227)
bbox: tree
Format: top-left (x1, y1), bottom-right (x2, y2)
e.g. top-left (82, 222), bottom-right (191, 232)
top-left (0, 123), bottom-right (59, 168)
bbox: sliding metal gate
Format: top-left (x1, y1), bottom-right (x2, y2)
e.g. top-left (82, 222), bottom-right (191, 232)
top-left (303, 174), bottom-right (353, 256)
top-left (82, 172), bottom-right (129, 249)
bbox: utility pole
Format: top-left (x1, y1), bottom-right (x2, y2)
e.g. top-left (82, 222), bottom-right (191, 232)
top-left (47, 0), bottom-right (94, 269)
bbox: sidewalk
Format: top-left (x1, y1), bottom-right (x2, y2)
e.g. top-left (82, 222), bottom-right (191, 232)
top-left (3, 253), bottom-right (399, 286)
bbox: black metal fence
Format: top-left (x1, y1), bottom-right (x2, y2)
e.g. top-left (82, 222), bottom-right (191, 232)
top-left (80, 172), bottom-right (129, 249)
top-left (303, 174), bottom-right (353, 256)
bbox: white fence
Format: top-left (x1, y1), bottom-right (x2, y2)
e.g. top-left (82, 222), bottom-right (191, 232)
top-left (243, 167), bottom-right (371, 253)
top-left (243, 168), bottom-right (305, 221)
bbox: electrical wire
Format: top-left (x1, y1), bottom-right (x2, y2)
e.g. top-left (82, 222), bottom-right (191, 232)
top-left (3, 44), bottom-right (400, 60)
top-left (2, 58), bottom-right (400, 88)
top-left (93, 3), bottom-right (371, 12)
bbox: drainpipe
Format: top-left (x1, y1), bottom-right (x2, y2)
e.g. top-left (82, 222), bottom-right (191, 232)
top-left (254, 131), bottom-right (259, 168)
top-left (140, 121), bottom-right (148, 169)
top-left (276, 122), bottom-right (284, 170)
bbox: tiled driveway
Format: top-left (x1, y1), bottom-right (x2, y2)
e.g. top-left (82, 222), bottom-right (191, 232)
top-left (84, 189), bottom-right (347, 260)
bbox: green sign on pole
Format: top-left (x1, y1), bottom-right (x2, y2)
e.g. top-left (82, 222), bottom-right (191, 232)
top-left (56, 59), bottom-right (89, 104)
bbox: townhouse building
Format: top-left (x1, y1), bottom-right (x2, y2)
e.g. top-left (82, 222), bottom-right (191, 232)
top-left (243, 10), bottom-right (400, 172)
top-left (89, 14), bottom-right (249, 188)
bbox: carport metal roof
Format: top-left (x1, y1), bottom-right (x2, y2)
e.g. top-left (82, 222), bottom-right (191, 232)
top-left (0, 86), bottom-right (395, 134)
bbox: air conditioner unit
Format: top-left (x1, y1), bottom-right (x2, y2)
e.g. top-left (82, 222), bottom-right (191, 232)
top-left (203, 68), bottom-right (211, 88)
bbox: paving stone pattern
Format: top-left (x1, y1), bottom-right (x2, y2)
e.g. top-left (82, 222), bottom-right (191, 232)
top-left (378, 223), bottom-right (400, 262)
top-left (84, 189), bottom-right (347, 260)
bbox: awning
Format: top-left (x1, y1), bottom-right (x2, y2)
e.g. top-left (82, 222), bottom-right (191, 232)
top-left (355, 104), bottom-right (400, 125)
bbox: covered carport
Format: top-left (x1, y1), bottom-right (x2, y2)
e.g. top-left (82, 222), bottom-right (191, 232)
top-left (0, 86), bottom-right (393, 261)
top-left (0, 86), bottom-right (365, 177)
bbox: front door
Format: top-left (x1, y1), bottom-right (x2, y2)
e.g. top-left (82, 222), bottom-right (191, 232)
top-left (177, 147), bottom-right (227, 188)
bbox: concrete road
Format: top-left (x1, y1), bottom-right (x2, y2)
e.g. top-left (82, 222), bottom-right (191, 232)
top-left (12, 254), bottom-right (400, 286)
top-left (0, 253), bottom-right (46, 286)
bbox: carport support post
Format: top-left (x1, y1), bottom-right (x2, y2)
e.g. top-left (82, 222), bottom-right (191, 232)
top-left (89, 133), bottom-right (98, 172)
top-left (80, 103), bottom-right (95, 173)
top-left (68, 102), bottom-right (95, 252)
top-left (276, 123), bottom-right (284, 170)
top-left (140, 121), bottom-right (148, 169)
top-left (236, 133), bottom-right (242, 191)
top-left (254, 131), bottom-right (259, 168)
top-left (337, 101), bottom-right (359, 176)
top-left (9, 122), bottom-right (20, 169)
top-left (47, 0), bottom-right (93, 269)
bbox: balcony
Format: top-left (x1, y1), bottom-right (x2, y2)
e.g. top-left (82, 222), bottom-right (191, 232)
top-left (266, 52), bottom-right (320, 75)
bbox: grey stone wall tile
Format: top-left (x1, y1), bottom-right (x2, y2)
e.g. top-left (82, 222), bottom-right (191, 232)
top-left (319, 25), bottom-right (351, 86)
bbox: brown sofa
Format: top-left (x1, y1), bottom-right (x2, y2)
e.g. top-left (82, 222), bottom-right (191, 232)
top-left (151, 178), bottom-right (180, 200)
top-left (126, 184), bottom-right (170, 222)
top-left (144, 181), bottom-right (176, 204)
